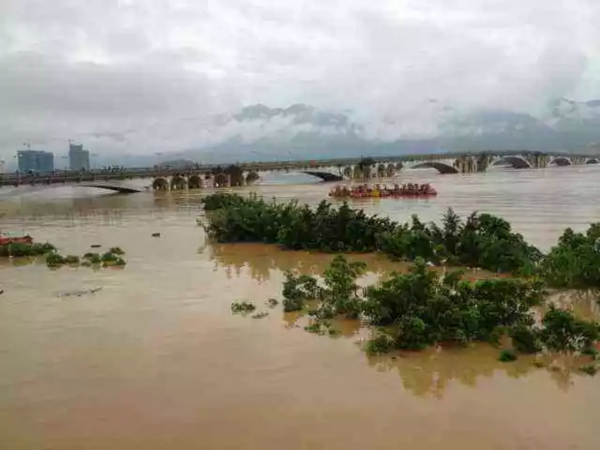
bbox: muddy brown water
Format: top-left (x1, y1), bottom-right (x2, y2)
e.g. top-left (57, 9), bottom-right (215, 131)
top-left (1, 166), bottom-right (600, 449)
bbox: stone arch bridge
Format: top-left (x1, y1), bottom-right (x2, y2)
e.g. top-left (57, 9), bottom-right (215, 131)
top-left (149, 154), bottom-right (600, 191)
top-left (1, 152), bottom-right (598, 193)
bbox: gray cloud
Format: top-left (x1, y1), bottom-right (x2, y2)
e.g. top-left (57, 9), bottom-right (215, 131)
top-left (1, 0), bottom-right (599, 161)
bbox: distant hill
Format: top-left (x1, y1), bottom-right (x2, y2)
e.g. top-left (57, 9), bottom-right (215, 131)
top-left (10, 100), bottom-right (596, 171)
top-left (172, 100), bottom-right (600, 164)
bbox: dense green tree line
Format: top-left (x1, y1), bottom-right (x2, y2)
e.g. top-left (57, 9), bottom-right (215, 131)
top-left (201, 193), bottom-right (600, 289)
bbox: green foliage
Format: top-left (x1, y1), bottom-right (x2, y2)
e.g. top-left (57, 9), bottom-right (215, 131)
top-left (579, 363), bottom-right (598, 376)
top-left (321, 255), bottom-right (366, 319)
top-left (46, 254), bottom-right (81, 267)
top-left (1, 241), bottom-right (127, 269)
top-left (0, 242), bottom-right (56, 257)
top-left (231, 254), bottom-right (600, 358)
top-left (378, 209), bottom-right (542, 274)
top-left (282, 272), bottom-right (321, 312)
top-left (509, 324), bottom-right (542, 354)
top-left (101, 252), bottom-right (126, 266)
top-left (83, 252), bottom-right (102, 264)
top-left (46, 252), bottom-right (66, 267)
top-left (201, 192), bottom-right (249, 211)
top-left (361, 259), bottom-right (545, 350)
top-left (305, 322), bottom-right (326, 334)
top-left (231, 301), bottom-right (256, 314)
top-left (201, 193), bottom-right (600, 288)
top-left (64, 255), bottom-right (81, 265)
top-left (539, 306), bottom-right (600, 352)
top-left (365, 332), bottom-right (396, 355)
top-left (201, 194), bottom-right (540, 275)
top-left (540, 225), bottom-right (600, 289)
top-left (499, 349), bottom-right (517, 362)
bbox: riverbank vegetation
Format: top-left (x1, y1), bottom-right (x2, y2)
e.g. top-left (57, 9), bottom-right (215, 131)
top-left (201, 193), bottom-right (599, 289)
top-left (1, 242), bottom-right (127, 269)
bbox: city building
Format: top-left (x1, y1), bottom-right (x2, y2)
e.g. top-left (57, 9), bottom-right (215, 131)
top-left (16, 150), bottom-right (55, 173)
top-left (69, 143), bottom-right (90, 171)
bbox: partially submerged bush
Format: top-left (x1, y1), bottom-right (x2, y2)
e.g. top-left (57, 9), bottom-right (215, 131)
top-left (64, 255), bottom-right (80, 265)
top-left (202, 193), bottom-right (249, 211)
top-left (499, 349), bottom-right (518, 362)
top-left (540, 225), bottom-right (600, 289)
top-left (0, 242), bottom-right (56, 258)
top-left (539, 306), bottom-right (600, 352)
top-left (282, 272), bottom-right (321, 312)
top-left (101, 252), bottom-right (126, 266)
top-left (201, 193), bottom-right (541, 275)
top-left (46, 252), bottom-right (66, 267)
top-left (378, 210), bottom-right (542, 274)
top-left (362, 260), bottom-right (545, 350)
top-left (509, 324), bottom-right (542, 354)
top-left (2, 241), bottom-right (127, 269)
top-left (579, 363), bottom-right (598, 376)
top-left (365, 332), bottom-right (395, 355)
top-left (83, 252), bottom-right (102, 264)
top-left (231, 301), bottom-right (256, 314)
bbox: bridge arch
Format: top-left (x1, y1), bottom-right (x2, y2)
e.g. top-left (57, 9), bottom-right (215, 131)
top-left (214, 173), bottom-right (229, 187)
top-left (386, 163), bottom-right (396, 177)
top-left (152, 177), bottom-right (169, 191)
top-left (411, 161), bottom-right (459, 174)
top-left (353, 165), bottom-right (365, 179)
top-left (492, 156), bottom-right (532, 169)
top-left (302, 171), bottom-right (343, 182)
top-left (170, 175), bottom-right (187, 190)
top-left (188, 174), bottom-right (203, 189)
top-left (79, 183), bottom-right (142, 193)
top-left (377, 164), bottom-right (386, 177)
top-left (586, 158), bottom-right (599, 164)
top-left (550, 156), bottom-right (572, 166)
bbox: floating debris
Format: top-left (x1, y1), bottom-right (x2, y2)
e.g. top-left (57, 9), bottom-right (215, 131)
top-left (57, 287), bottom-right (102, 298)
top-left (151, 233), bottom-right (161, 238)
top-left (266, 298), bottom-right (279, 308)
top-left (90, 244), bottom-right (102, 248)
top-left (251, 312), bottom-right (269, 319)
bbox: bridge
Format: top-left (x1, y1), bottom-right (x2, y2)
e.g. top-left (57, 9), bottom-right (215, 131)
top-left (79, 181), bottom-right (143, 194)
top-left (0, 150), bottom-right (598, 192)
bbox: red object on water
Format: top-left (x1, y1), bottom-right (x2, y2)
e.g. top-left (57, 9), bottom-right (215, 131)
top-left (0, 235), bottom-right (33, 246)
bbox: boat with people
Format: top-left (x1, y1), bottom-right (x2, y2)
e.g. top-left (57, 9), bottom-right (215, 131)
top-left (0, 233), bottom-right (33, 246)
top-left (328, 183), bottom-right (437, 199)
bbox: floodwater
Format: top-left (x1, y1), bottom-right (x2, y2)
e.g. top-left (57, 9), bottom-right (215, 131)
top-left (1, 166), bottom-right (600, 449)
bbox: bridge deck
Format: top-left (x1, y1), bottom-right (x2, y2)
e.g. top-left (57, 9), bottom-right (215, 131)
top-left (80, 183), bottom-right (142, 193)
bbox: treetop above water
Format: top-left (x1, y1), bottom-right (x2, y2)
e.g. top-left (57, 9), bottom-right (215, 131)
top-left (200, 193), bottom-right (600, 290)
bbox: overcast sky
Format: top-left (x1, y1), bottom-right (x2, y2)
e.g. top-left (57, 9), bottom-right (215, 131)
top-left (1, 0), bottom-right (599, 161)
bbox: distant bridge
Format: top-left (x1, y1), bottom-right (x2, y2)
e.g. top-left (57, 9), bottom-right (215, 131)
top-left (1, 150), bottom-right (598, 192)
top-left (79, 182), bottom-right (143, 194)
